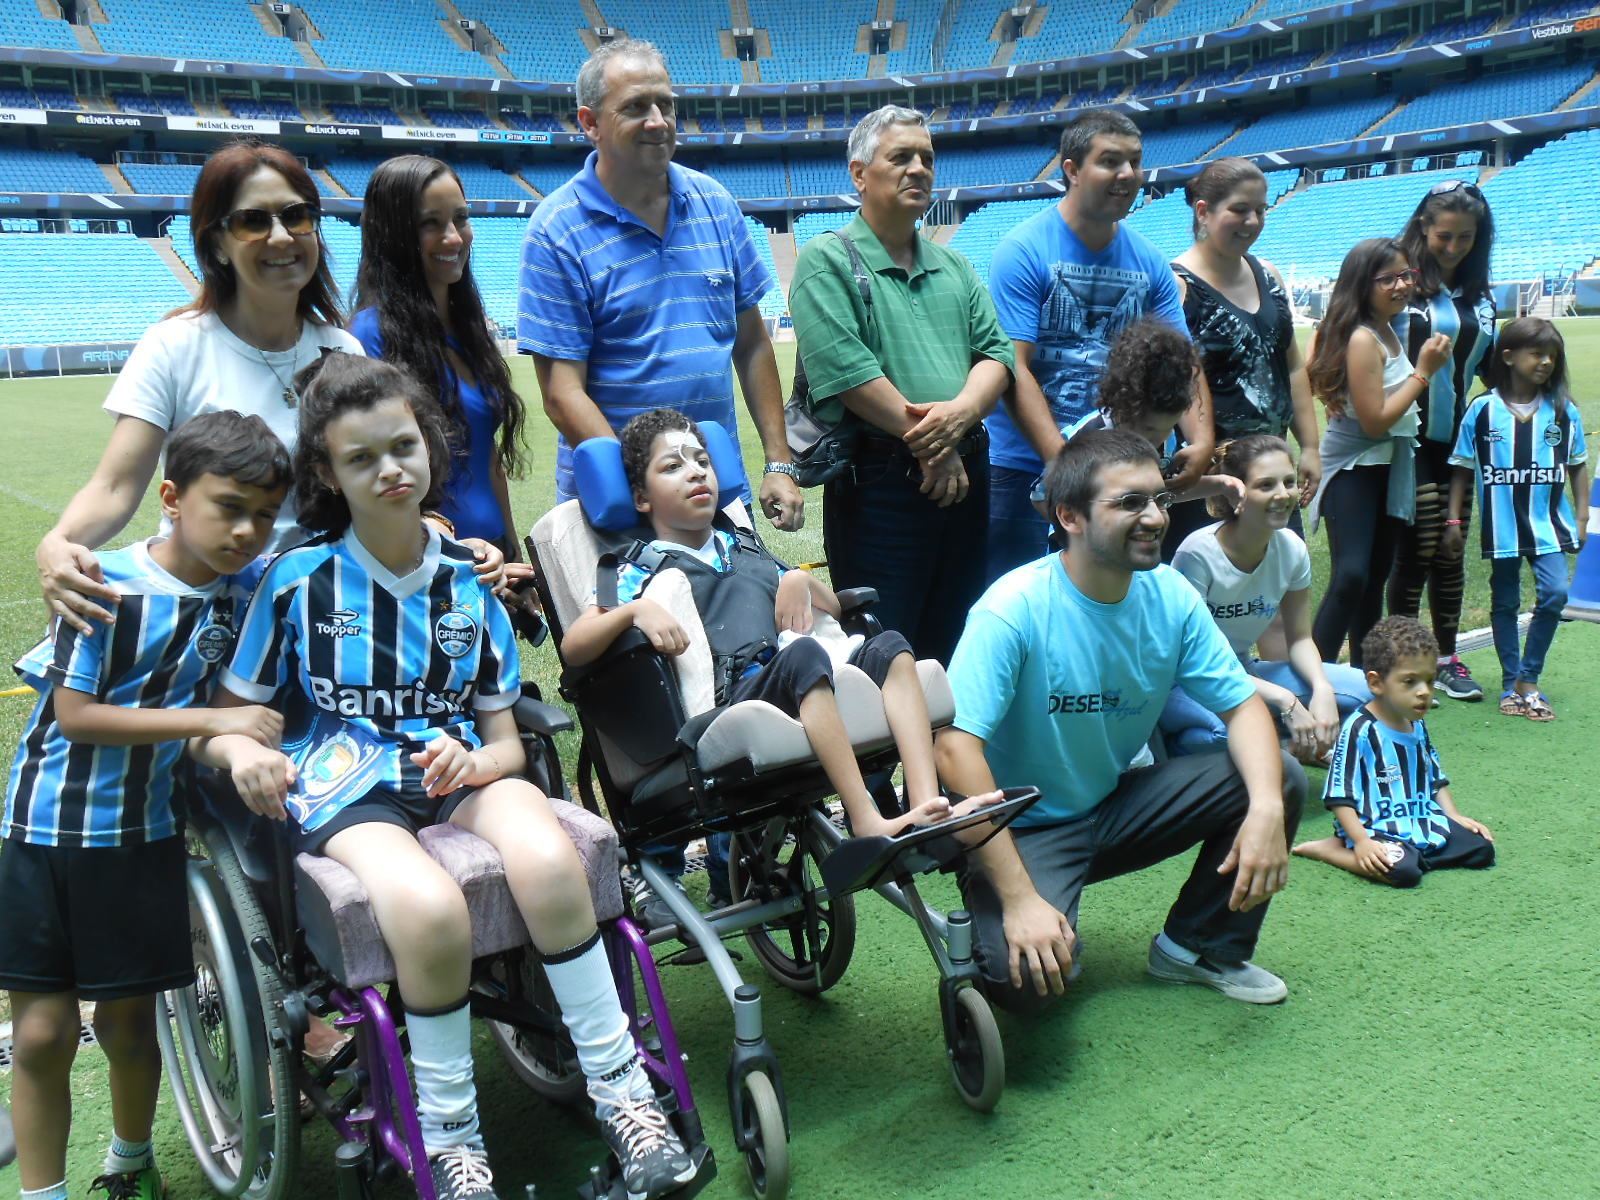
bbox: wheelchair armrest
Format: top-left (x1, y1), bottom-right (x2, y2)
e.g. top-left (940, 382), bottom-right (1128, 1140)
top-left (835, 587), bottom-right (878, 615)
top-left (562, 627), bottom-right (689, 767)
top-left (514, 693), bottom-right (574, 736)
top-left (835, 587), bottom-right (883, 637)
top-left (193, 769), bottom-right (288, 886)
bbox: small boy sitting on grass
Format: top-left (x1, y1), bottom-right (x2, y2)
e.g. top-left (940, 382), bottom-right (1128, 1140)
top-left (563, 408), bottom-right (1000, 840)
top-left (0, 412), bottom-right (289, 1200)
top-left (1293, 616), bottom-right (1495, 888)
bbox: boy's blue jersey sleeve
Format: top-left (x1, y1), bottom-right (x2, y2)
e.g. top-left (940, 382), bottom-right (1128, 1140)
top-left (1566, 399), bottom-right (1588, 466)
top-left (1421, 723), bottom-right (1448, 792)
top-left (473, 591), bottom-right (523, 712)
top-left (220, 555), bottom-right (297, 702)
top-left (15, 618), bottom-right (107, 697)
top-left (1448, 397), bottom-right (1486, 467)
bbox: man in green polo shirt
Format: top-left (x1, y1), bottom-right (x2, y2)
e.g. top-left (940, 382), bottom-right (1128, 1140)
top-left (790, 105), bottom-right (1014, 665)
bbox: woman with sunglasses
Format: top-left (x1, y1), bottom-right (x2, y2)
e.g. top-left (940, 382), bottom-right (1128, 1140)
top-left (350, 155), bottom-right (527, 560)
top-left (35, 139), bottom-right (365, 633)
top-left (1304, 237), bottom-right (1452, 668)
top-left (1388, 178), bottom-right (1498, 701)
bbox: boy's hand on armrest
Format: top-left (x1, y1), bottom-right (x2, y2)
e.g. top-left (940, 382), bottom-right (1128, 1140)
top-left (203, 704), bottom-right (283, 747)
top-left (630, 598), bottom-right (690, 656)
top-left (774, 571), bottom-right (815, 634)
top-left (214, 737), bottom-right (295, 821)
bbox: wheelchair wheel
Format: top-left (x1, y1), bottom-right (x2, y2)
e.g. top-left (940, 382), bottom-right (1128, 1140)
top-left (736, 1070), bottom-right (789, 1200)
top-left (158, 832), bottom-right (299, 1200)
top-left (729, 817), bottom-right (856, 996)
top-left (479, 951), bottom-right (586, 1105)
top-left (945, 986), bottom-right (1004, 1113)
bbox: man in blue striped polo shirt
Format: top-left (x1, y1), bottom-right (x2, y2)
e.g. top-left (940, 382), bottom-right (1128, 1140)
top-left (518, 38), bottom-right (804, 531)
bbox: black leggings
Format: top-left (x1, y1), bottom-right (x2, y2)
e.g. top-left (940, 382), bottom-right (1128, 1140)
top-left (1314, 465), bottom-right (1403, 668)
top-left (1386, 440), bottom-right (1470, 657)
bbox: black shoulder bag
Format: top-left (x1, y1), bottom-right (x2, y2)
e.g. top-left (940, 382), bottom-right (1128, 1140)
top-left (784, 229), bottom-right (874, 487)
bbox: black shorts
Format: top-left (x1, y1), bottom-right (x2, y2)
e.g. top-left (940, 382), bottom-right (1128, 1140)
top-left (0, 835), bottom-right (192, 1000)
top-left (297, 782), bottom-right (486, 855)
top-left (725, 630), bottom-right (914, 719)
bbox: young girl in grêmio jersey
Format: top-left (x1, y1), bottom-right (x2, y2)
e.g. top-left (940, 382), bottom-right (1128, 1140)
top-left (190, 353), bottom-right (694, 1200)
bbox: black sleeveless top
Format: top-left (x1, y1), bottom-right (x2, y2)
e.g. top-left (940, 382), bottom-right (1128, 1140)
top-left (1174, 255), bottom-right (1295, 441)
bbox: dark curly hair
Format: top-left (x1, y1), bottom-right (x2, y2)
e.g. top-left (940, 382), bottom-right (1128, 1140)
top-left (1361, 615), bottom-right (1439, 679)
top-left (290, 351), bottom-right (456, 535)
top-left (1208, 433), bottom-right (1293, 520)
top-left (620, 407), bottom-right (702, 497)
top-left (1098, 317), bottom-right (1199, 430)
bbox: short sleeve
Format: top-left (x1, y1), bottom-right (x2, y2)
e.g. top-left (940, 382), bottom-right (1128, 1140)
top-left (1145, 251), bottom-right (1189, 336)
top-left (987, 231), bottom-right (1045, 345)
top-left (1449, 399), bottom-right (1482, 467)
top-left (1422, 724), bottom-right (1449, 793)
top-left (1321, 717), bottom-right (1363, 808)
top-left (347, 307), bottom-right (384, 358)
top-left (472, 593), bottom-right (523, 712)
top-left (960, 257), bottom-right (1015, 371)
top-left (103, 320), bottom-right (182, 432)
top-left (1567, 401), bottom-right (1587, 467)
top-left (1284, 532), bottom-right (1313, 593)
top-left (789, 240), bottom-right (884, 401)
top-left (16, 619), bottom-right (107, 697)
top-left (1171, 592), bottom-right (1255, 714)
top-left (1169, 539), bottom-right (1213, 598)
top-left (517, 214), bottom-right (595, 361)
top-left (723, 197), bottom-right (774, 314)
top-left (946, 605), bottom-right (1026, 742)
top-left (220, 561), bottom-right (297, 703)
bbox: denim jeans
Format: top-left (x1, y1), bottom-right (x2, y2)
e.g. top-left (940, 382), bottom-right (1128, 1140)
top-left (1489, 551), bottom-right (1570, 690)
top-left (1159, 659), bottom-right (1371, 755)
top-left (644, 833), bottom-right (732, 903)
top-left (985, 464), bottom-right (1051, 584)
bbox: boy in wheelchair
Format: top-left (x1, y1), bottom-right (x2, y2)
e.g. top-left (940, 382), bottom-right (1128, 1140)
top-left (189, 356), bottom-right (694, 1200)
top-left (0, 412), bottom-right (291, 1200)
top-left (563, 407), bottom-right (1001, 841)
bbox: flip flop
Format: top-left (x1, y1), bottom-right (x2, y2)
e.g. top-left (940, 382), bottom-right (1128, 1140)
top-left (1522, 691), bottom-right (1556, 722)
top-left (1498, 690), bottom-right (1527, 717)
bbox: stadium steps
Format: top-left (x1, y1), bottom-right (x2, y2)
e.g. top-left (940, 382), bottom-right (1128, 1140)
top-left (146, 237), bottom-right (200, 299)
top-left (514, 171), bottom-right (545, 198)
top-left (874, 0), bottom-right (893, 22)
top-left (924, 223), bottom-right (958, 246)
top-left (990, 41), bottom-right (1016, 68)
top-left (1198, 124), bottom-right (1250, 160)
top-left (433, 0), bottom-right (515, 78)
top-left (768, 227), bottom-right (797, 297)
top-left (1558, 71), bottom-right (1600, 110)
top-left (1033, 152), bottom-right (1061, 182)
top-left (291, 38), bottom-right (327, 68)
top-left (247, 2), bottom-right (284, 38)
top-left (1359, 101), bottom-right (1407, 138)
top-left (579, 0), bottom-right (607, 29)
top-left (70, 20), bottom-right (101, 53)
top-left (316, 168), bottom-right (349, 198)
top-left (97, 162), bottom-right (132, 194)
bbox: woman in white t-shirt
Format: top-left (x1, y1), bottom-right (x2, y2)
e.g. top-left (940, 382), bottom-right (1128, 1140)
top-left (35, 140), bottom-right (365, 632)
top-left (1161, 435), bottom-right (1369, 763)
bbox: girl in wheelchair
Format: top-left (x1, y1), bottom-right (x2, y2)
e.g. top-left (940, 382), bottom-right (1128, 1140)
top-left (191, 355), bottom-right (695, 1200)
top-left (563, 407), bottom-right (1002, 840)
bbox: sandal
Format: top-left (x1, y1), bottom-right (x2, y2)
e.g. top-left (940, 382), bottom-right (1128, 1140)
top-left (1522, 691), bottom-right (1556, 722)
top-left (1498, 690), bottom-right (1527, 717)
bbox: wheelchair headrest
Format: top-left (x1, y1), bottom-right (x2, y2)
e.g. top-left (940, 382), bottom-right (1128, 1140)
top-left (573, 420), bottom-right (748, 532)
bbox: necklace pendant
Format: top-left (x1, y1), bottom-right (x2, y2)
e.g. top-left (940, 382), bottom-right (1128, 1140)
top-left (282, 385), bottom-right (298, 408)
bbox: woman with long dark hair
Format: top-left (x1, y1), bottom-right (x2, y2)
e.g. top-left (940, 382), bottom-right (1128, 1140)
top-left (36, 138), bottom-right (365, 632)
top-left (1389, 179), bottom-right (1497, 701)
top-left (351, 155), bottom-right (527, 558)
top-left (1304, 237), bottom-right (1452, 667)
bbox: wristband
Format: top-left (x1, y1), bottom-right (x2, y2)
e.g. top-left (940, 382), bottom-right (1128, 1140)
top-left (1409, 371), bottom-right (1430, 387)
top-left (764, 461), bottom-right (798, 479)
top-left (476, 748), bottom-right (503, 781)
top-left (1444, 519), bottom-right (1463, 527)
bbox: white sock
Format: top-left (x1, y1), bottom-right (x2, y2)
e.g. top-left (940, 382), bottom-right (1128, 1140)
top-left (543, 930), bottom-right (638, 1087)
top-left (405, 998), bottom-right (481, 1154)
top-left (22, 1184), bottom-right (69, 1200)
top-left (105, 1133), bottom-right (154, 1174)
top-left (1438, 655), bottom-right (1455, 667)
top-left (1155, 931), bottom-right (1200, 964)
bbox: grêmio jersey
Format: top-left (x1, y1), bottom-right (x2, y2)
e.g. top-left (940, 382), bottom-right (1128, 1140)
top-left (1323, 709), bottom-right (1450, 851)
top-left (222, 526), bottom-right (520, 795)
top-left (1450, 389), bottom-right (1588, 558)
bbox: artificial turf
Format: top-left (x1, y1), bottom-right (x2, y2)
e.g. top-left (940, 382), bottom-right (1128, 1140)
top-left (0, 325), bottom-right (1596, 1200)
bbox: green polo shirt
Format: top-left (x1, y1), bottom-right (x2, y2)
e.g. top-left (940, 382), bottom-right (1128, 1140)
top-left (789, 215), bottom-right (1014, 424)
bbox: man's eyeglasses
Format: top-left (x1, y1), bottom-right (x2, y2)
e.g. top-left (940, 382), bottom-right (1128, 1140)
top-left (1373, 268), bottom-right (1419, 289)
top-left (217, 201), bottom-right (321, 241)
top-left (1095, 490), bottom-right (1177, 514)
top-left (1427, 179), bottom-right (1484, 200)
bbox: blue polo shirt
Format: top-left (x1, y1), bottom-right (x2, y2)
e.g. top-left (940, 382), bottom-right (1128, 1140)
top-left (518, 153), bottom-right (773, 501)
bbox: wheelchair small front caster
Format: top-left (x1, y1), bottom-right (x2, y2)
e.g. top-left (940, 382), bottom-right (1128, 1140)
top-left (736, 1070), bottom-right (789, 1200)
top-left (942, 985), bottom-right (1004, 1112)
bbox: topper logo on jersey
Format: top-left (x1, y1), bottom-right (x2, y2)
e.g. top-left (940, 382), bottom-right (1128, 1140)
top-left (307, 675), bottom-right (474, 718)
top-left (434, 609), bottom-right (478, 659)
top-left (316, 609), bottom-right (362, 638)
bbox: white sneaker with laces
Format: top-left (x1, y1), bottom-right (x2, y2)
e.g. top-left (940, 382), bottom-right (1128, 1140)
top-left (427, 1144), bottom-right (499, 1200)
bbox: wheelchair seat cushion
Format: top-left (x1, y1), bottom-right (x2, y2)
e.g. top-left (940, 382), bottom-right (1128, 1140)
top-left (294, 799), bottom-right (622, 990)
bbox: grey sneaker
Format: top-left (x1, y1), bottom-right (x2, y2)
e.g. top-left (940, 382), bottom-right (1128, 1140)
top-left (1146, 938), bottom-right (1287, 1004)
top-left (625, 870), bottom-right (676, 933)
top-left (427, 1145), bottom-right (499, 1200)
top-left (591, 1061), bottom-right (696, 1200)
top-left (1436, 658), bottom-right (1484, 702)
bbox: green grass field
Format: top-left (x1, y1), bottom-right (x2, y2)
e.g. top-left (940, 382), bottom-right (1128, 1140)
top-left (1, 323), bottom-right (1598, 1200)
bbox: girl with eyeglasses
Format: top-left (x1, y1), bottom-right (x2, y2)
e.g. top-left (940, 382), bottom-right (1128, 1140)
top-left (1388, 178), bottom-right (1498, 702)
top-left (35, 138), bottom-right (365, 634)
top-left (1304, 237), bottom-right (1453, 668)
top-left (351, 156), bottom-right (528, 563)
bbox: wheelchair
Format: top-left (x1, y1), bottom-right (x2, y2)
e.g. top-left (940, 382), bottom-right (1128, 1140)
top-left (155, 635), bottom-right (716, 1200)
top-left (527, 424), bottom-right (1039, 1200)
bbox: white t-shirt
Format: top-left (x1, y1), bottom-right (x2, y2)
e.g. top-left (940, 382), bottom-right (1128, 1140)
top-left (104, 310), bottom-right (365, 550)
top-left (1171, 522), bottom-right (1313, 662)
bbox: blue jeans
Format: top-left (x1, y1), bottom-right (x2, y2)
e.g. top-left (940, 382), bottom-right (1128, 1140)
top-left (1489, 552), bottom-right (1570, 690)
top-left (1159, 659), bottom-right (1371, 755)
top-left (644, 834), bottom-right (733, 903)
top-left (985, 464), bottom-right (1051, 585)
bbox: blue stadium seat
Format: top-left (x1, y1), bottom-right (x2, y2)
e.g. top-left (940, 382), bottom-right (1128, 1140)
top-left (0, 147), bottom-right (109, 194)
top-left (1373, 63), bottom-right (1597, 136)
top-left (93, 0), bottom-right (304, 66)
top-left (748, 0), bottom-right (874, 83)
top-left (0, 233), bottom-right (194, 343)
top-left (1222, 95), bottom-right (1397, 158)
top-left (305, 0), bottom-right (493, 77)
top-left (1134, 0), bottom-right (1254, 47)
top-left (121, 162), bottom-right (204, 196)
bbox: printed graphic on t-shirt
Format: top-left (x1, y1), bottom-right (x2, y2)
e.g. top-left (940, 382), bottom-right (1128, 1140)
top-left (1035, 263), bottom-right (1153, 423)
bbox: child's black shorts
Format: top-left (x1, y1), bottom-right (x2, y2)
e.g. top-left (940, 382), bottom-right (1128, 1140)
top-left (298, 780), bottom-right (505, 855)
top-left (0, 835), bottom-right (191, 1000)
top-left (726, 630), bottom-right (913, 719)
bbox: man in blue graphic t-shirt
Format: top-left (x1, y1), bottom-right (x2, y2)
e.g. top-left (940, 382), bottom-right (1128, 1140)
top-left (985, 109), bottom-right (1212, 579)
top-left (937, 428), bottom-right (1305, 1014)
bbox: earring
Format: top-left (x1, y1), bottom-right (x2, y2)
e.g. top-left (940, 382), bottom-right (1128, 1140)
top-left (1196, 226), bottom-right (1210, 243)
top-left (218, 257), bottom-right (230, 266)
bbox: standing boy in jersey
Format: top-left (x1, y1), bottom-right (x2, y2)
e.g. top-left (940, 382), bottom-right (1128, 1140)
top-left (1293, 616), bottom-right (1494, 888)
top-left (1442, 317), bottom-right (1589, 721)
top-left (0, 412), bottom-right (290, 1200)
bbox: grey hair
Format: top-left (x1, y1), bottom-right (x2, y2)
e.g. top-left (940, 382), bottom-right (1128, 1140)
top-left (847, 104), bottom-right (928, 168)
top-left (1058, 108), bottom-right (1141, 169)
top-left (576, 37), bottom-right (667, 112)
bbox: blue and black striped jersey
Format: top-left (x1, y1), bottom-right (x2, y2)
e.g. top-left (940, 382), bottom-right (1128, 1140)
top-left (1451, 389), bottom-right (1588, 558)
top-left (1323, 709), bottom-right (1450, 851)
top-left (221, 526), bottom-right (521, 796)
top-left (4, 540), bottom-right (261, 848)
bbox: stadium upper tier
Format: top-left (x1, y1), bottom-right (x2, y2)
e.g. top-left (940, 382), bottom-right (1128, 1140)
top-left (3, 0), bottom-right (1595, 85)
